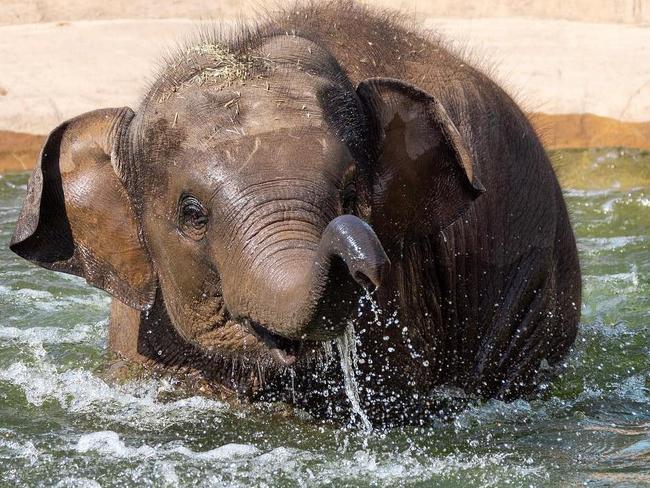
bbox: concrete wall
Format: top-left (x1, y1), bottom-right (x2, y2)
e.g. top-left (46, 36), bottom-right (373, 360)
top-left (0, 0), bottom-right (648, 25)
top-left (385, 0), bottom-right (649, 24)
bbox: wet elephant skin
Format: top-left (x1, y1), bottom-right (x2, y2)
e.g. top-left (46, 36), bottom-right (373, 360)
top-left (10, 1), bottom-right (580, 426)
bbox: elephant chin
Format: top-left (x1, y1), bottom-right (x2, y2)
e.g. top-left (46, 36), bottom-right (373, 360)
top-left (183, 309), bottom-right (306, 369)
top-left (176, 289), bottom-right (353, 369)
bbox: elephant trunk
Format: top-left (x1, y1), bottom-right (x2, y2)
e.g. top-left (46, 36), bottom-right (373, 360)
top-left (317, 215), bottom-right (390, 293)
top-left (225, 214), bottom-right (389, 340)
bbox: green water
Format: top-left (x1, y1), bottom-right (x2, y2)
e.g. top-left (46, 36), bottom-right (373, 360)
top-left (1, 148), bottom-right (649, 487)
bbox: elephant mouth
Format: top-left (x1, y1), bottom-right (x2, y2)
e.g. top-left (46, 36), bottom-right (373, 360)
top-left (190, 305), bottom-right (329, 369)
top-left (246, 319), bottom-right (302, 367)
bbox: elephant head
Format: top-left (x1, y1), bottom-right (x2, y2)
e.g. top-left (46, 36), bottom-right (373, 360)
top-left (10, 35), bottom-right (483, 368)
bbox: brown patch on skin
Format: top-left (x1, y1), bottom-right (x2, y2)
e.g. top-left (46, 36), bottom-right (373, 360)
top-left (0, 87), bottom-right (7, 96)
top-left (0, 131), bottom-right (44, 172)
top-left (59, 153), bottom-right (76, 173)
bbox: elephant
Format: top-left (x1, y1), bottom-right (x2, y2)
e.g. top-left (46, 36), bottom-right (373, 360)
top-left (10, 1), bottom-right (581, 426)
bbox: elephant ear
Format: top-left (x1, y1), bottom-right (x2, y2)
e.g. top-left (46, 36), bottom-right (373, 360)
top-left (356, 77), bottom-right (485, 243)
top-left (9, 108), bottom-right (156, 310)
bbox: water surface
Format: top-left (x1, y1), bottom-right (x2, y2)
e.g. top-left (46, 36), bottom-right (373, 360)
top-left (1, 148), bottom-right (649, 487)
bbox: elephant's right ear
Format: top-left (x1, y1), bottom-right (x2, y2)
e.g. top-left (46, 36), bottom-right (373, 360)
top-left (356, 78), bottom-right (485, 242)
top-left (10, 108), bottom-right (156, 310)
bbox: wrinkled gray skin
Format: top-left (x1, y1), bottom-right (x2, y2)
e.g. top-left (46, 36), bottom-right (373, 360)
top-left (10, 2), bottom-right (580, 426)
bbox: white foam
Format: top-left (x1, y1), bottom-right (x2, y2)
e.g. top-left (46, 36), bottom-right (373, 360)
top-left (171, 443), bottom-right (259, 461)
top-left (612, 374), bottom-right (649, 403)
top-left (0, 322), bottom-right (100, 345)
top-left (0, 437), bottom-right (40, 465)
top-left (251, 448), bottom-right (546, 484)
top-left (578, 236), bottom-right (640, 252)
top-left (0, 362), bottom-right (226, 429)
top-left (563, 188), bottom-right (615, 198)
top-left (75, 430), bottom-right (259, 465)
top-left (53, 478), bottom-right (102, 488)
top-left (0, 284), bottom-right (110, 314)
top-left (76, 431), bottom-right (156, 458)
top-left (0, 285), bottom-right (53, 301)
top-left (156, 462), bottom-right (180, 486)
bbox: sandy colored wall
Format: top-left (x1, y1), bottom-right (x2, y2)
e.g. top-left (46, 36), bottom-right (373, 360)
top-left (383, 0), bottom-right (650, 24)
top-left (0, 0), bottom-right (648, 25)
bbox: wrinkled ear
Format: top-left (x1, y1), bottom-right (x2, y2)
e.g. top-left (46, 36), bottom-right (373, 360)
top-left (9, 108), bottom-right (156, 310)
top-left (357, 78), bottom-right (485, 242)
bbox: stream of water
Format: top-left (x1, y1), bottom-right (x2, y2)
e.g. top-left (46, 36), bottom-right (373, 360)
top-left (335, 320), bottom-right (372, 431)
top-left (1, 148), bottom-right (649, 486)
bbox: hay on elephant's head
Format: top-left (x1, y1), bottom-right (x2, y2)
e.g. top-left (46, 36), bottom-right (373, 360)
top-left (187, 42), bottom-right (260, 85)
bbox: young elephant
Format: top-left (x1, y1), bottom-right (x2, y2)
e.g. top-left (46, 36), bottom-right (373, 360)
top-left (10, 1), bottom-right (580, 425)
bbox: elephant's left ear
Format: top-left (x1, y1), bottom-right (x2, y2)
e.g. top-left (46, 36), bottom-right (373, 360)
top-left (356, 77), bottom-right (485, 241)
top-left (9, 108), bottom-right (156, 310)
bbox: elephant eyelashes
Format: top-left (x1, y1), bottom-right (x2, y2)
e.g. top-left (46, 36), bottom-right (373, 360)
top-left (178, 194), bottom-right (208, 240)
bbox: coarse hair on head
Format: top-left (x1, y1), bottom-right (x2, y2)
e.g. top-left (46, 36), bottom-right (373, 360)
top-left (141, 1), bottom-right (378, 168)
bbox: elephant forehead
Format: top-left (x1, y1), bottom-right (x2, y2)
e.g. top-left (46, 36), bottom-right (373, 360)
top-left (149, 69), bottom-right (345, 145)
top-left (154, 129), bottom-right (350, 214)
top-left (183, 128), bottom-right (349, 182)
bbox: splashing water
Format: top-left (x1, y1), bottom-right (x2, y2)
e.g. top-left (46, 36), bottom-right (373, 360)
top-left (335, 320), bottom-right (373, 431)
top-left (359, 289), bottom-right (384, 328)
top-left (1, 149), bottom-right (650, 486)
top-left (289, 367), bottom-right (296, 404)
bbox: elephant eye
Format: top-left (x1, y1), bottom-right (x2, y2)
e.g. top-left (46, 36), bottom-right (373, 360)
top-left (178, 194), bottom-right (208, 239)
